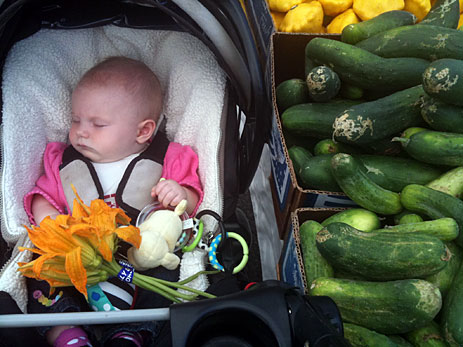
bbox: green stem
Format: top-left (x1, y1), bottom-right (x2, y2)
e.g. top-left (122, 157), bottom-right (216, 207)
top-left (148, 275), bottom-right (216, 299)
top-left (102, 259), bottom-right (214, 302)
top-left (103, 260), bottom-right (185, 300)
top-left (133, 273), bottom-right (197, 301)
top-left (131, 275), bottom-right (181, 303)
top-left (391, 136), bottom-right (409, 145)
top-left (177, 270), bottom-right (220, 285)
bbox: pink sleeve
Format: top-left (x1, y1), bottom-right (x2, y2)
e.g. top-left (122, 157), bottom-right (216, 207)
top-left (23, 142), bottom-right (69, 225)
top-left (162, 142), bottom-right (204, 216)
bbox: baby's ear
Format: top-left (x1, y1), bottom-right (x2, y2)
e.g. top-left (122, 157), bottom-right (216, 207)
top-left (136, 119), bottom-right (156, 144)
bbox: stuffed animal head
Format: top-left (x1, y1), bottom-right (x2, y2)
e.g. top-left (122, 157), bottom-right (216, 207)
top-left (127, 200), bottom-right (187, 271)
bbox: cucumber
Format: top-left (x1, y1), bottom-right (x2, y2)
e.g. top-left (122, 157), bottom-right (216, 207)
top-left (305, 38), bottom-right (429, 93)
top-left (306, 65), bottom-right (341, 102)
top-left (276, 78), bottom-right (310, 112)
top-left (304, 55), bottom-right (316, 79)
top-left (341, 10), bottom-right (417, 44)
top-left (358, 154), bottom-right (443, 192)
top-left (398, 213), bottom-right (424, 224)
top-left (426, 241), bottom-right (463, 298)
top-left (299, 220), bottom-right (334, 288)
top-left (421, 95), bottom-right (463, 133)
top-left (313, 139), bottom-right (359, 156)
top-left (420, 0), bottom-right (460, 28)
top-left (394, 209), bottom-right (425, 225)
top-left (362, 88), bottom-right (394, 101)
top-left (299, 154), bottom-right (342, 192)
top-left (330, 153), bottom-right (403, 215)
top-left (400, 184), bottom-right (463, 247)
top-left (373, 217), bottom-right (459, 241)
top-left (388, 335), bottom-right (414, 346)
top-left (405, 320), bottom-right (448, 347)
top-left (283, 130), bottom-right (320, 150)
top-left (316, 222), bottom-right (450, 280)
top-left (364, 136), bottom-right (403, 156)
top-left (288, 145), bottom-right (313, 181)
top-left (423, 58), bottom-right (463, 106)
top-left (310, 277), bottom-right (442, 334)
top-left (281, 99), bottom-right (361, 138)
top-left (401, 126), bottom-right (428, 140)
top-left (427, 166), bottom-right (463, 198)
top-left (440, 260), bottom-right (463, 346)
top-left (332, 85), bottom-right (425, 145)
top-left (339, 83), bottom-right (364, 100)
top-left (321, 208), bottom-right (381, 232)
top-left (356, 24), bottom-right (463, 61)
top-left (343, 323), bottom-right (398, 347)
top-left (334, 268), bottom-right (368, 281)
top-left (394, 130), bottom-right (463, 166)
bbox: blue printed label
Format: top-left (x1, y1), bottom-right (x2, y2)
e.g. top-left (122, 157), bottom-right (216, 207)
top-left (118, 260), bottom-right (134, 283)
top-left (280, 226), bottom-right (305, 294)
top-left (269, 115), bottom-right (290, 210)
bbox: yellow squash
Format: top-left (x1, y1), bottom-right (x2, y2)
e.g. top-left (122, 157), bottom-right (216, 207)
top-left (319, 0), bottom-right (353, 16)
top-left (268, 0), bottom-right (305, 12)
top-left (353, 0), bottom-right (405, 21)
top-left (280, 1), bottom-right (325, 32)
top-left (270, 10), bottom-right (286, 29)
top-left (327, 8), bottom-right (360, 33)
top-left (404, 0), bottom-right (431, 21)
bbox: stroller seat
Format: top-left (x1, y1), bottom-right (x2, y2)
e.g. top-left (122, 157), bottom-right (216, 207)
top-left (0, 25), bottom-right (228, 313)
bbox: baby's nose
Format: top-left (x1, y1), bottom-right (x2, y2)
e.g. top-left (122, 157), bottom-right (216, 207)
top-left (77, 128), bottom-right (89, 138)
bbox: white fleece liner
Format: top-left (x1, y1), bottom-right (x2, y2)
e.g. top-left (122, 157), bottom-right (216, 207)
top-left (0, 26), bottom-right (226, 312)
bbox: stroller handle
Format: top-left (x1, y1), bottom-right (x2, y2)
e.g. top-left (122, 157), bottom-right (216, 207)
top-left (0, 307), bottom-right (170, 328)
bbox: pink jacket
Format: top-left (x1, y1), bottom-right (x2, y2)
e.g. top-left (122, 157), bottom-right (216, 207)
top-left (24, 142), bottom-right (203, 225)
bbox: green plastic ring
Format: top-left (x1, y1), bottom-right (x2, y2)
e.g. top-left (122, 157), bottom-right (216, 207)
top-left (228, 232), bottom-right (249, 274)
top-left (182, 219), bottom-right (204, 252)
top-left (208, 232), bottom-right (249, 274)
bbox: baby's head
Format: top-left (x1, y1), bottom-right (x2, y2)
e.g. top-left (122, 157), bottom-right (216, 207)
top-left (69, 56), bottom-right (163, 163)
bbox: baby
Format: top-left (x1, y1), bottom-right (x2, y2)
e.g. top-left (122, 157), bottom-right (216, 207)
top-left (24, 56), bottom-right (203, 346)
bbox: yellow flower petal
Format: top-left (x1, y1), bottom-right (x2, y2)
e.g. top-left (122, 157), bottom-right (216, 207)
top-left (115, 225), bottom-right (141, 249)
top-left (65, 247), bottom-right (88, 298)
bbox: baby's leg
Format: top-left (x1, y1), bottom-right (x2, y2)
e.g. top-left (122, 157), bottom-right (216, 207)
top-left (27, 278), bottom-right (93, 345)
top-left (50, 326), bottom-right (92, 347)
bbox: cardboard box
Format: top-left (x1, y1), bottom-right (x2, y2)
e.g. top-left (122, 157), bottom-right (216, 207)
top-left (277, 207), bottom-right (344, 294)
top-left (269, 32), bottom-right (357, 237)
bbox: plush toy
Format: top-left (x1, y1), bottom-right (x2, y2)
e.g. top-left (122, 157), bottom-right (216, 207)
top-left (127, 200), bottom-right (187, 271)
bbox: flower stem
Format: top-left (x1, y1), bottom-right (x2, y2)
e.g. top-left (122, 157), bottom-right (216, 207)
top-left (131, 276), bottom-right (182, 303)
top-left (177, 270), bottom-right (220, 285)
top-left (101, 260), bottom-right (216, 303)
top-left (133, 273), bottom-right (197, 301)
top-left (150, 275), bottom-right (216, 299)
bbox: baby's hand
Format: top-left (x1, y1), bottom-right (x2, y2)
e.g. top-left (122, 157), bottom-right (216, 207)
top-left (151, 179), bottom-right (187, 208)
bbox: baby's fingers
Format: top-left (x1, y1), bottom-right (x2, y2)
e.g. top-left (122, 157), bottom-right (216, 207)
top-left (159, 190), bottom-right (179, 208)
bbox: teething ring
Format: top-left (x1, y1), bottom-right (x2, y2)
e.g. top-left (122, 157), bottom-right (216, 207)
top-left (208, 232), bottom-right (249, 274)
top-left (182, 218), bottom-right (204, 252)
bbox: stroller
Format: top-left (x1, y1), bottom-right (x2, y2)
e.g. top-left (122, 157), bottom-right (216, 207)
top-left (0, 0), bottom-right (268, 336)
top-left (0, 1), bottom-right (348, 346)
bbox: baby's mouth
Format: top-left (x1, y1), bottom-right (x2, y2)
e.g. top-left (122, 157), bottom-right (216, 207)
top-left (77, 143), bottom-right (91, 150)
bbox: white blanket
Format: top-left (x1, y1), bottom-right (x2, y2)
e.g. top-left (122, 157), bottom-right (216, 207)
top-left (0, 26), bottom-right (226, 312)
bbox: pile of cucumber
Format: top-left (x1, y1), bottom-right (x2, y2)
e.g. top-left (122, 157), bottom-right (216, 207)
top-left (278, 0), bottom-right (463, 345)
top-left (300, 207), bottom-right (462, 346)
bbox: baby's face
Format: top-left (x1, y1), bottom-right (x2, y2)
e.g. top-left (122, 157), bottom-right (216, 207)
top-left (69, 84), bottom-right (144, 163)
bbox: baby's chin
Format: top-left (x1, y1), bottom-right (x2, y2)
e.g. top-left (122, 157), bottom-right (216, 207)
top-left (73, 144), bottom-right (101, 162)
top-left (72, 143), bottom-right (135, 163)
